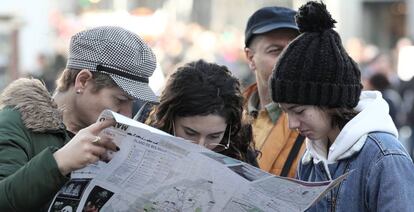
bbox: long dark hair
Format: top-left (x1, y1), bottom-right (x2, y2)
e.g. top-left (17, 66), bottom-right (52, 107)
top-left (146, 60), bottom-right (255, 162)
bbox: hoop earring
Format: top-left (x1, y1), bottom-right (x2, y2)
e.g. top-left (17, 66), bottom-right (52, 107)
top-left (225, 125), bottom-right (231, 149)
top-left (171, 120), bottom-right (176, 136)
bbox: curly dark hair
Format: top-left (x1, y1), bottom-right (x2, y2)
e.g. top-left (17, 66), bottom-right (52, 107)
top-left (146, 60), bottom-right (255, 162)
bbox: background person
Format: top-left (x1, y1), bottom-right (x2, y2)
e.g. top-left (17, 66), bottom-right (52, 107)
top-left (365, 72), bottom-right (402, 127)
top-left (243, 6), bottom-right (304, 177)
top-left (0, 26), bottom-right (158, 211)
top-left (145, 60), bottom-right (258, 166)
top-left (270, 2), bottom-right (414, 211)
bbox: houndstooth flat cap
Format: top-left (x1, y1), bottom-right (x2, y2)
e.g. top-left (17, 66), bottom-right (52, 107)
top-left (66, 26), bottom-right (158, 103)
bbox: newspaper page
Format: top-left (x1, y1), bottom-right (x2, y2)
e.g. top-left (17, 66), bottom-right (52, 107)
top-left (49, 110), bottom-right (349, 212)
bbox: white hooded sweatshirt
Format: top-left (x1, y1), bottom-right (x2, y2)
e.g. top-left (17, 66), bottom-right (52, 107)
top-left (302, 91), bottom-right (399, 179)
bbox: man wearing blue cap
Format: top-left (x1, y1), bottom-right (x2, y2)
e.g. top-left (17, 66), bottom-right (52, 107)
top-left (243, 6), bottom-right (305, 177)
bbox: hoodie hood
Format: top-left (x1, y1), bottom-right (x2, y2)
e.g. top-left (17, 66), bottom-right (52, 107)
top-left (303, 91), bottom-right (398, 172)
top-left (0, 78), bottom-right (63, 132)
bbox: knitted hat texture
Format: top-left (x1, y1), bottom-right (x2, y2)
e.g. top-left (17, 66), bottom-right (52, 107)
top-left (270, 1), bottom-right (362, 108)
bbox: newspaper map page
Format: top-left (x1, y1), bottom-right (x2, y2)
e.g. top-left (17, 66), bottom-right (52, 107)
top-left (49, 110), bottom-right (349, 212)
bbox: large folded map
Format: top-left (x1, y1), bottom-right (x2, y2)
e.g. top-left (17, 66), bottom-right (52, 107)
top-left (49, 110), bottom-right (348, 212)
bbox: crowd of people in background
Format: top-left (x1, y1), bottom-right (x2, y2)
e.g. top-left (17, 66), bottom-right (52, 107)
top-left (31, 21), bottom-right (254, 93)
top-left (346, 36), bottom-right (414, 158)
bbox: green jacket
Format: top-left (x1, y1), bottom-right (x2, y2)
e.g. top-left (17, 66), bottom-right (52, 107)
top-left (0, 79), bottom-right (70, 211)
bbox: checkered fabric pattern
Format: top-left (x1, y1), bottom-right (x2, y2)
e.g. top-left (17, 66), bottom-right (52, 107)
top-left (66, 26), bottom-right (158, 103)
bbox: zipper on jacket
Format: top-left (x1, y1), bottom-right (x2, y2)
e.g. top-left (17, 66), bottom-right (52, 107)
top-left (331, 195), bottom-right (336, 212)
top-left (318, 163), bottom-right (334, 210)
top-left (331, 161), bottom-right (352, 211)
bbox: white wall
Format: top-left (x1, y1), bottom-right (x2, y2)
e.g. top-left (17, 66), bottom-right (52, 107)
top-left (0, 0), bottom-right (53, 74)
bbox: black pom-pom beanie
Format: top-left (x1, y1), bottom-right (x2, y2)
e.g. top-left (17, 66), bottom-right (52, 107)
top-left (270, 1), bottom-right (363, 108)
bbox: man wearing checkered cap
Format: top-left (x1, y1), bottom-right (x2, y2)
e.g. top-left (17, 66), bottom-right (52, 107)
top-left (0, 26), bottom-right (158, 211)
top-left (54, 26), bottom-right (158, 133)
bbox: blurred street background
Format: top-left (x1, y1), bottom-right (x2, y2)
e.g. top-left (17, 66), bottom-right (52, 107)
top-left (1, 0), bottom-right (414, 157)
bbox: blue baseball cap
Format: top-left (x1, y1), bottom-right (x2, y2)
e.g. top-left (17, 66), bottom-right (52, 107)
top-left (245, 6), bottom-right (299, 47)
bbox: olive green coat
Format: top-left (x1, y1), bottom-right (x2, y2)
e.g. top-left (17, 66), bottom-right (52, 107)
top-left (0, 79), bottom-right (70, 211)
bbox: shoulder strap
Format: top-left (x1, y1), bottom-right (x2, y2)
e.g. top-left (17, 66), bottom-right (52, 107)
top-left (280, 135), bottom-right (305, 177)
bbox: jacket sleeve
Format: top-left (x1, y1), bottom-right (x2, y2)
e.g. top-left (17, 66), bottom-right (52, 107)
top-left (366, 152), bottom-right (414, 211)
top-left (0, 109), bottom-right (68, 211)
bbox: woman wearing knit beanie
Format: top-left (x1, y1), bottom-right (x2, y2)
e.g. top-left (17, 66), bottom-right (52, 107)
top-left (270, 1), bottom-right (414, 211)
